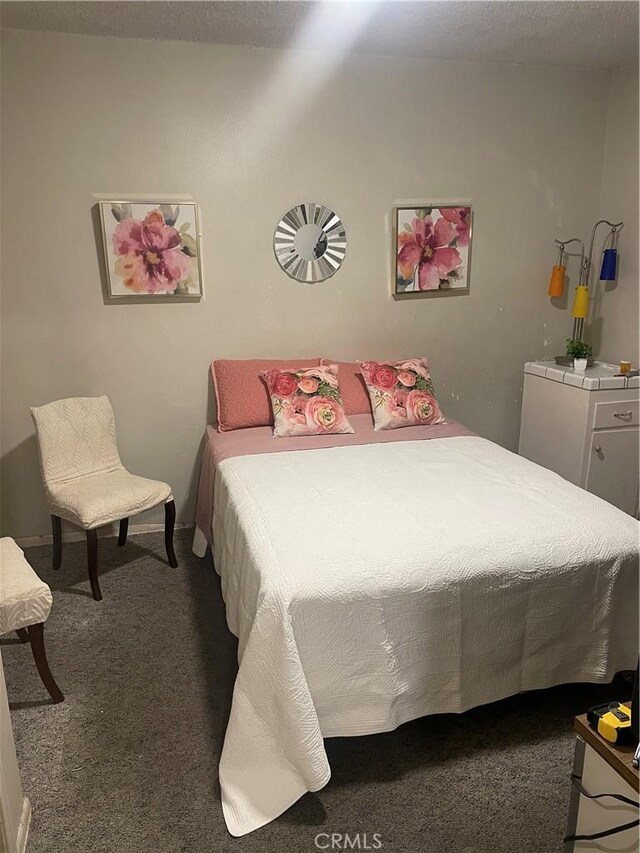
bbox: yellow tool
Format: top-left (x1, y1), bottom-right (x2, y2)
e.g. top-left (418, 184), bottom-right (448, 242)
top-left (587, 701), bottom-right (633, 745)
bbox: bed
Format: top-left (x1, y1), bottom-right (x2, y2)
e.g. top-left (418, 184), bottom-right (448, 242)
top-left (192, 412), bottom-right (639, 837)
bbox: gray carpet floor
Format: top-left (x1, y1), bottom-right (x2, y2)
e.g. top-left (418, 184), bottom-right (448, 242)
top-left (2, 530), bottom-right (628, 853)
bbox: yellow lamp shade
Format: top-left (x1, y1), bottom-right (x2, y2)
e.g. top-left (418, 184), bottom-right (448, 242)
top-left (572, 285), bottom-right (589, 319)
top-left (548, 265), bottom-right (565, 297)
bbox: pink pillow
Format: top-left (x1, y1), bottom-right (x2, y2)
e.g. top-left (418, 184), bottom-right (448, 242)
top-left (321, 360), bottom-right (371, 415)
top-left (212, 358), bottom-right (321, 431)
top-left (260, 364), bottom-right (355, 437)
top-left (359, 358), bottom-right (445, 431)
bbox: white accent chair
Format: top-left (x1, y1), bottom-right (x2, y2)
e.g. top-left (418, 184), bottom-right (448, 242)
top-left (0, 537), bottom-right (63, 703)
top-left (30, 396), bottom-right (177, 601)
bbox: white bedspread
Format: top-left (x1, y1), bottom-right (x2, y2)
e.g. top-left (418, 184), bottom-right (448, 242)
top-left (212, 436), bottom-right (639, 836)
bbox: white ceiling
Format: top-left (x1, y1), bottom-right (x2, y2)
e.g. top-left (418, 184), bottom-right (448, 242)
top-left (1, 1), bottom-right (638, 70)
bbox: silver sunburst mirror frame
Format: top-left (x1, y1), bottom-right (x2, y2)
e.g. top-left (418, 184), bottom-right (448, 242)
top-left (273, 202), bottom-right (347, 283)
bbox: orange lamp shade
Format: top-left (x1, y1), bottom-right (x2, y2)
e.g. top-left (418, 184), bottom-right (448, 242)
top-left (548, 265), bottom-right (565, 297)
top-left (572, 285), bottom-right (589, 319)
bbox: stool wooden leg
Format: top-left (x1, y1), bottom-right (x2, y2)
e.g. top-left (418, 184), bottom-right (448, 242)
top-left (164, 500), bottom-right (178, 568)
top-left (16, 628), bottom-right (29, 643)
top-left (118, 518), bottom-right (129, 547)
top-left (27, 622), bottom-right (64, 703)
top-left (86, 529), bottom-right (101, 601)
top-left (51, 514), bottom-right (62, 570)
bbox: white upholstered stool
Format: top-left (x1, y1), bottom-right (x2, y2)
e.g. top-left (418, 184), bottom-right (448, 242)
top-left (0, 537), bottom-right (63, 703)
top-left (30, 396), bottom-right (178, 601)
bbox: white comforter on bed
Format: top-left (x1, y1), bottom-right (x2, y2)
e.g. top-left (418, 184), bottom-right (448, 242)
top-left (211, 436), bottom-right (639, 836)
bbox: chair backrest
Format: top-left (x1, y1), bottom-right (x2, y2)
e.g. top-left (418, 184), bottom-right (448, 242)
top-left (30, 396), bottom-right (123, 488)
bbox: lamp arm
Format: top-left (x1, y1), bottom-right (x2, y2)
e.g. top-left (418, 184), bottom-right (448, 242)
top-left (554, 237), bottom-right (585, 278)
top-left (587, 219), bottom-right (624, 286)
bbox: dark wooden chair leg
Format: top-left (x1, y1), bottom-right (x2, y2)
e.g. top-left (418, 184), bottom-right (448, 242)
top-left (118, 518), bottom-right (129, 547)
top-left (26, 622), bottom-right (64, 703)
top-left (164, 500), bottom-right (178, 568)
top-left (51, 514), bottom-right (62, 570)
top-left (86, 529), bottom-right (101, 601)
top-left (16, 628), bottom-right (29, 643)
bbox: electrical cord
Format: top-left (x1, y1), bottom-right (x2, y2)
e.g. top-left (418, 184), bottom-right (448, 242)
top-left (563, 773), bottom-right (639, 843)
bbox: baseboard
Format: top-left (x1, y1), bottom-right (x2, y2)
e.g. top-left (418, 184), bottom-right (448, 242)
top-left (16, 797), bottom-right (31, 853)
top-left (14, 522), bottom-right (190, 549)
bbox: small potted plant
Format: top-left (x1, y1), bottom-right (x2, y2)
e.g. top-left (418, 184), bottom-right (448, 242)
top-left (566, 339), bottom-right (593, 373)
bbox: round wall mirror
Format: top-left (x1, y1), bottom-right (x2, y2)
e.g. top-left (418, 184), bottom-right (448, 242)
top-left (274, 202), bottom-right (347, 283)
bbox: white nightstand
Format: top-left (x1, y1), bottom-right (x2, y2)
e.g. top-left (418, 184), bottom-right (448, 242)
top-left (518, 361), bottom-right (639, 516)
top-left (564, 713), bottom-right (639, 852)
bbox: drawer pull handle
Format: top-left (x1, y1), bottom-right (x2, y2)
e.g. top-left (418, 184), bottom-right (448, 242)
top-left (613, 411), bottom-right (633, 420)
top-left (594, 445), bottom-right (602, 453)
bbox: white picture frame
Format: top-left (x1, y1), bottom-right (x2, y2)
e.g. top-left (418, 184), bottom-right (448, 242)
top-left (392, 202), bottom-right (473, 297)
top-left (98, 199), bottom-right (203, 300)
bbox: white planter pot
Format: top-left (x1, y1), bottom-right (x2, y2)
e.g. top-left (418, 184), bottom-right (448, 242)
top-left (574, 358), bottom-right (588, 373)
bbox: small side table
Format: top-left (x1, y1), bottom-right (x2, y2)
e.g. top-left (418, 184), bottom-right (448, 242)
top-left (518, 360), bottom-right (640, 516)
top-left (564, 713), bottom-right (639, 851)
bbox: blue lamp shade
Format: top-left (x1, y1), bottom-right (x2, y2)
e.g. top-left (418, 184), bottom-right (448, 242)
top-left (600, 248), bottom-right (618, 281)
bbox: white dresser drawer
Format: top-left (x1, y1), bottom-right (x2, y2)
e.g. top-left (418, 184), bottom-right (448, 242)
top-left (593, 399), bottom-right (640, 430)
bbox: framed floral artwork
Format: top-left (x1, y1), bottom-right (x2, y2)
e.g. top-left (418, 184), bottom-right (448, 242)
top-left (392, 203), bottom-right (472, 296)
top-left (98, 200), bottom-right (202, 299)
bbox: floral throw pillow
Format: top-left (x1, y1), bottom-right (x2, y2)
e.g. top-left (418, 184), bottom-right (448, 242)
top-left (359, 358), bottom-right (445, 431)
top-left (260, 365), bottom-right (355, 437)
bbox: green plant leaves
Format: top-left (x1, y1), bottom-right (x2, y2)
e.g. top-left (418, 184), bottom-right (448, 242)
top-left (565, 338), bottom-right (593, 359)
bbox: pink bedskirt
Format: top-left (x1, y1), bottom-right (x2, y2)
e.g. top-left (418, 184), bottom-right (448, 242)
top-left (193, 413), bottom-right (475, 550)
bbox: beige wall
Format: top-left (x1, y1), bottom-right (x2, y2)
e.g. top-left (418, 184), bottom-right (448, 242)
top-left (0, 29), bottom-right (615, 537)
top-left (592, 64), bottom-right (639, 365)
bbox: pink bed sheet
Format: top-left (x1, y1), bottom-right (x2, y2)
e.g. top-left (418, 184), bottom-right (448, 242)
top-left (194, 413), bottom-right (475, 547)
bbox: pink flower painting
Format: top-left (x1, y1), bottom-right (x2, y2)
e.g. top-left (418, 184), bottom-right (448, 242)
top-left (395, 205), bottom-right (472, 295)
top-left (100, 201), bottom-right (202, 298)
top-left (440, 207), bottom-right (471, 247)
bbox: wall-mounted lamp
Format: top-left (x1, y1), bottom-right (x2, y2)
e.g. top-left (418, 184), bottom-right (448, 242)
top-left (548, 218), bottom-right (623, 349)
top-left (594, 223), bottom-right (621, 282)
top-left (600, 246), bottom-right (618, 281)
top-left (548, 242), bottom-right (566, 297)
